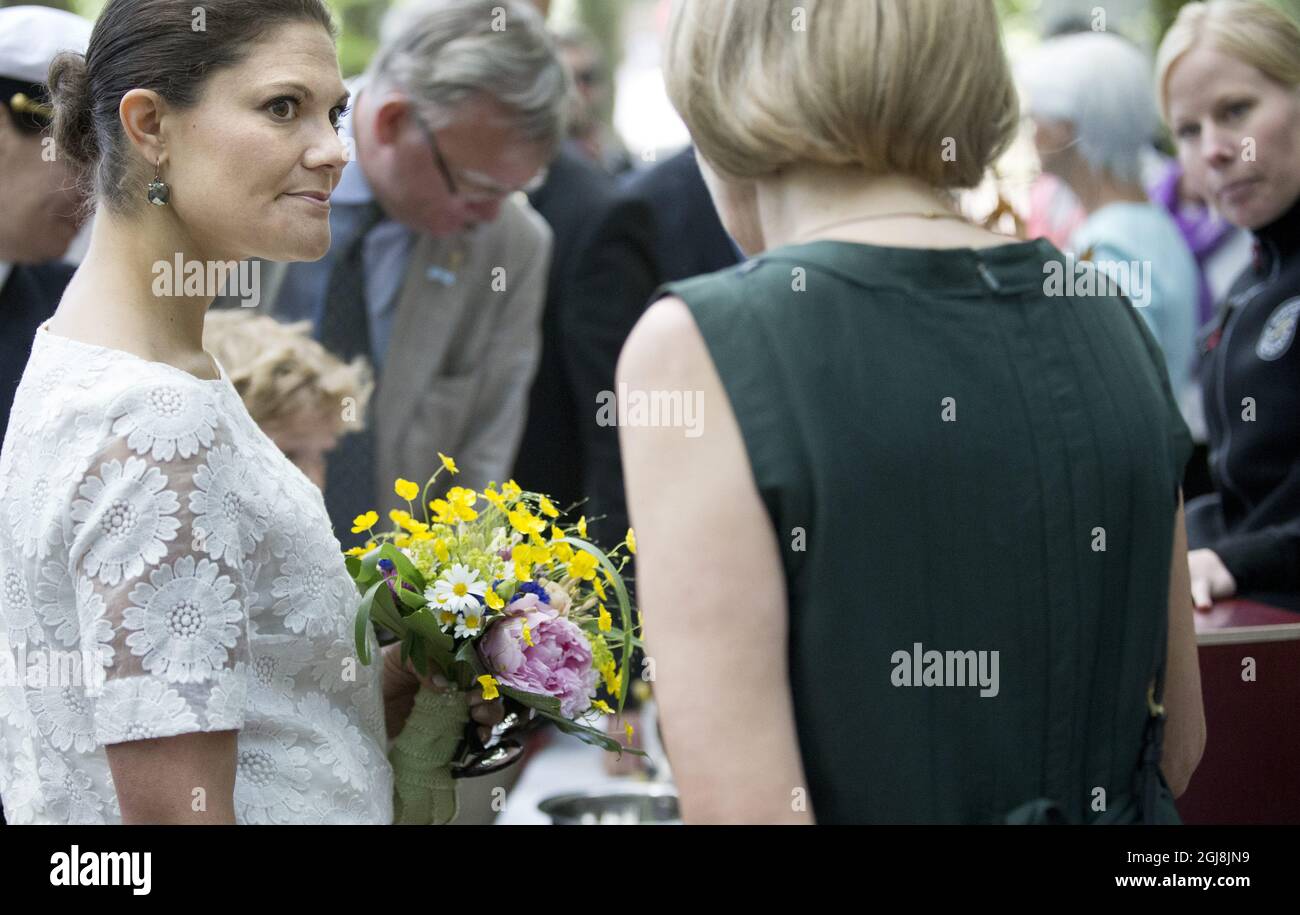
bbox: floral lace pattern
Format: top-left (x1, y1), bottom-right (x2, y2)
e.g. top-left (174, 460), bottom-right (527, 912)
top-left (0, 326), bottom-right (391, 824)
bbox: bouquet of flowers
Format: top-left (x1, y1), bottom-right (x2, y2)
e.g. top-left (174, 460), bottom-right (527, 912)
top-left (344, 453), bottom-right (643, 824)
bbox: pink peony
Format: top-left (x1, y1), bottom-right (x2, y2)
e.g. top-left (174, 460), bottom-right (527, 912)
top-left (479, 607), bottom-right (597, 717)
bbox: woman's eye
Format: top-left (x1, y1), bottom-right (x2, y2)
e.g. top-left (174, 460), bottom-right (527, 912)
top-left (1175, 123), bottom-right (1199, 141)
top-left (331, 104), bottom-right (351, 133)
top-left (1225, 101), bottom-right (1252, 120)
top-left (267, 96), bottom-right (299, 121)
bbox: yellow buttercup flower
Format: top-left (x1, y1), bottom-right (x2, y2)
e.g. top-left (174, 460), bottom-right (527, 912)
top-left (390, 508), bottom-right (412, 526)
top-left (521, 622), bottom-right (534, 647)
top-left (502, 480), bottom-right (522, 500)
top-left (439, 453), bottom-right (459, 475)
top-left (351, 511), bottom-right (378, 534)
top-left (344, 541), bottom-right (376, 557)
top-left (577, 515), bottom-right (587, 539)
top-left (599, 659), bottom-right (619, 693)
top-left (485, 588), bottom-right (504, 610)
top-left (394, 478), bottom-right (420, 501)
top-left (568, 550), bottom-right (598, 581)
top-left (626, 528), bottom-right (637, 555)
top-left (509, 505), bottom-right (545, 536)
top-left (477, 674), bottom-right (499, 700)
top-left (592, 699), bottom-right (614, 715)
top-left (433, 538), bottom-right (450, 564)
top-left (593, 577), bottom-right (606, 600)
top-left (394, 533), bottom-right (411, 548)
top-left (598, 603), bottom-right (612, 632)
top-left (514, 562), bottom-right (531, 583)
top-left (538, 496), bottom-right (559, 518)
top-left (482, 488), bottom-right (507, 512)
top-left (625, 723), bottom-right (635, 743)
top-left (554, 541), bottom-right (573, 563)
top-left (550, 524), bottom-right (564, 542)
top-left (428, 499), bottom-right (456, 525)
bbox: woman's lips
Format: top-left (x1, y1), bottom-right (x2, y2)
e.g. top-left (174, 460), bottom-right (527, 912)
top-left (1218, 177), bottom-right (1261, 208)
top-left (284, 192), bottom-right (330, 211)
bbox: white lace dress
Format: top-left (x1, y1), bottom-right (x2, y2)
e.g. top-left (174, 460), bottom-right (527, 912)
top-left (0, 323), bottom-right (393, 823)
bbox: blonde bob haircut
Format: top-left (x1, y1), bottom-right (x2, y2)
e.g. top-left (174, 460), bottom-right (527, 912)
top-left (1155, 0), bottom-right (1300, 122)
top-left (663, 0), bottom-right (1020, 188)
top-left (202, 310), bottom-right (374, 431)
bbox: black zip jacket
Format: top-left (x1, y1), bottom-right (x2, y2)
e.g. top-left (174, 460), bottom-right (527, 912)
top-left (1197, 196), bottom-right (1300, 608)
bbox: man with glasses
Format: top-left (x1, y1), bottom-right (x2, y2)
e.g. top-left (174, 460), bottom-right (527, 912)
top-left (235, 0), bottom-right (566, 545)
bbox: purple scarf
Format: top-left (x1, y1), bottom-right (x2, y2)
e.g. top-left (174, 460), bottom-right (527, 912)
top-left (1149, 163), bottom-right (1237, 326)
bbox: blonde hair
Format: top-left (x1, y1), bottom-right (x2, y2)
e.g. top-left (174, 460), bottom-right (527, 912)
top-left (663, 0), bottom-right (1020, 188)
top-left (202, 310), bottom-right (374, 430)
top-left (1155, 0), bottom-right (1300, 121)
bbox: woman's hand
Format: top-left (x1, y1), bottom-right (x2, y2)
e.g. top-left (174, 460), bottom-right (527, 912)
top-left (381, 641), bottom-right (505, 742)
top-left (1188, 548), bottom-right (1237, 610)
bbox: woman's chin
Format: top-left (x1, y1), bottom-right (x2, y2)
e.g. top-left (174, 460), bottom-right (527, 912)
top-left (260, 228), bottom-right (333, 263)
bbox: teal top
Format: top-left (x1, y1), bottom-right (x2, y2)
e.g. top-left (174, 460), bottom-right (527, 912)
top-left (1070, 202), bottom-right (1201, 423)
top-left (659, 238), bottom-right (1193, 824)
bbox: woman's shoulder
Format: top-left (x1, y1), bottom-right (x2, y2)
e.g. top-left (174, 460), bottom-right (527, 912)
top-left (18, 327), bottom-right (238, 463)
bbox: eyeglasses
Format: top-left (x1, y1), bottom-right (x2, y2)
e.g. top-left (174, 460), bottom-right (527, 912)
top-left (410, 109), bottom-right (548, 203)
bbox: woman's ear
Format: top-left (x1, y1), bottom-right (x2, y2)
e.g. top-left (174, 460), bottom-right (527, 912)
top-left (118, 88), bottom-right (169, 166)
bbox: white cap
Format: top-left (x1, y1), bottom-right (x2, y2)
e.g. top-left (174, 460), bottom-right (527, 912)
top-left (0, 5), bottom-right (93, 86)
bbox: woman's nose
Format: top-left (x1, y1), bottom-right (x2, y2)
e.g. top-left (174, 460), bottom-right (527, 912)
top-left (1200, 123), bottom-right (1238, 169)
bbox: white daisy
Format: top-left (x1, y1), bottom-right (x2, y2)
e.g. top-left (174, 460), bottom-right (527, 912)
top-left (106, 380), bottom-right (219, 461)
top-left (188, 444), bottom-right (269, 567)
top-left (425, 563), bottom-right (486, 615)
top-left (454, 609), bottom-right (486, 639)
top-left (70, 457), bottom-right (181, 586)
top-left (122, 554), bottom-right (244, 684)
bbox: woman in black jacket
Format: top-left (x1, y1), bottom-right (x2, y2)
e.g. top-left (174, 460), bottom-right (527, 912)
top-left (1157, 0), bottom-right (1300, 612)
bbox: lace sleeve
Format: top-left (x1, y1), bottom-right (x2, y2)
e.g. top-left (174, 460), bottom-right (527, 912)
top-left (64, 376), bottom-right (267, 746)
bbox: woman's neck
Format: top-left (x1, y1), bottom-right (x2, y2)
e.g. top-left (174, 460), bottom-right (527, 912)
top-left (755, 167), bottom-right (1001, 250)
top-left (50, 205), bottom-right (217, 375)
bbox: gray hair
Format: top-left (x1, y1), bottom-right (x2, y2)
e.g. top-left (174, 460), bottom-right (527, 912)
top-left (369, 0), bottom-right (568, 151)
top-left (1019, 31), bottom-right (1160, 184)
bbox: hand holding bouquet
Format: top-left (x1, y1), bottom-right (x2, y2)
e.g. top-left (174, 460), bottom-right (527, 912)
top-left (344, 454), bottom-right (643, 824)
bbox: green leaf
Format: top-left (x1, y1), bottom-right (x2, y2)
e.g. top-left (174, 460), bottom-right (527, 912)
top-left (499, 684), bottom-right (562, 716)
top-left (352, 580), bottom-right (385, 665)
top-left (379, 542), bottom-right (426, 591)
top-left (538, 709), bottom-right (647, 757)
top-left (369, 584), bottom-right (407, 638)
top-left (403, 609), bottom-right (454, 676)
top-left (394, 582), bottom-right (427, 611)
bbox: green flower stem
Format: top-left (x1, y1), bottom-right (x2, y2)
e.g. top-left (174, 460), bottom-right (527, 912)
top-left (389, 683), bottom-right (468, 825)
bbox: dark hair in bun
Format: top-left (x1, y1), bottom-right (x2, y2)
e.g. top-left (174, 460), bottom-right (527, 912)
top-left (47, 0), bottom-right (336, 214)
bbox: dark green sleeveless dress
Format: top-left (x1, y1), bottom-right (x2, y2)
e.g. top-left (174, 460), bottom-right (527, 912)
top-left (657, 239), bottom-right (1193, 824)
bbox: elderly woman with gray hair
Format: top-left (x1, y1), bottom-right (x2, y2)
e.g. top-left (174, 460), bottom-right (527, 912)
top-left (1020, 31), bottom-right (1201, 429)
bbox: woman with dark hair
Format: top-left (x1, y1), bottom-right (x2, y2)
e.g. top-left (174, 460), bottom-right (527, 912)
top-left (0, 0), bottom-right (500, 824)
top-left (619, 0), bottom-right (1205, 824)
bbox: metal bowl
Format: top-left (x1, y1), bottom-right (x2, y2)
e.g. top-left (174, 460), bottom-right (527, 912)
top-left (538, 784), bottom-right (682, 825)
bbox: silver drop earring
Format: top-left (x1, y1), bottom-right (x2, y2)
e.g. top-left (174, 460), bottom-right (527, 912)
top-left (146, 158), bottom-right (170, 207)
